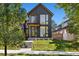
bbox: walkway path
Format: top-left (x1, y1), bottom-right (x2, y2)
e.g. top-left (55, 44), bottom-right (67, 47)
top-left (0, 48), bottom-right (79, 55)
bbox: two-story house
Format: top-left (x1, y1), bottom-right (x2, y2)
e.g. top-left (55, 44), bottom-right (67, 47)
top-left (25, 4), bottom-right (53, 40)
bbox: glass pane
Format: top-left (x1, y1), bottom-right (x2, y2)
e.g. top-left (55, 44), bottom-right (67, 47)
top-left (46, 26), bottom-right (48, 37)
top-left (46, 34), bottom-right (48, 37)
top-left (40, 26), bottom-right (45, 37)
top-left (46, 15), bottom-right (48, 24)
top-left (46, 21), bottom-right (48, 24)
top-left (29, 16), bottom-right (36, 23)
top-left (32, 27), bottom-right (34, 36)
top-left (31, 27), bottom-right (37, 37)
top-left (46, 15), bottom-right (48, 21)
top-left (34, 27), bottom-right (37, 36)
top-left (46, 27), bottom-right (48, 33)
top-left (40, 15), bottom-right (45, 24)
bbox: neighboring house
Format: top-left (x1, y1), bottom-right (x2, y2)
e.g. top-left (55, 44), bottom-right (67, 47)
top-left (52, 20), bottom-right (75, 41)
top-left (25, 4), bottom-right (53, 40)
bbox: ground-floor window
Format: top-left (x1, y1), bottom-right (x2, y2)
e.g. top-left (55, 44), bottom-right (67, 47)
top-left (31, 27), bottom-right (37, 37)
top-left (40, 26), bottom-right (48, 37)
top-left (46, 26), bottom-right (48, 37)
top-left (29, 26), bottom-right (37, 37)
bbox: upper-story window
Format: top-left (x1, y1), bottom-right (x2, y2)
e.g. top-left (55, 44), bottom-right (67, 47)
top-left (40, 15), bottom-right (45, 24)
top-left (40, 14), bottom-right (48, 24)
top-left (29, 16), bottom-right (36, 23)
top-left (46, 15), bottom-right (48, 24)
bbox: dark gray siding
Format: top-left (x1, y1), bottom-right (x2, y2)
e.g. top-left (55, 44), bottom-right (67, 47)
top-left (28, 6), bottom-right (52, 38)
top-left (48, 15), bottom-right (52, 37)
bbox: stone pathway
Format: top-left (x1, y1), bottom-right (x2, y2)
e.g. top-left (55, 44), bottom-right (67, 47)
top-left (0, 48), bottom-right (79, 55)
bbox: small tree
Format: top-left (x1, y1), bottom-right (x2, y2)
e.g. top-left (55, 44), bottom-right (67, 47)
top-left (0, 3), bottom-right (27, 56)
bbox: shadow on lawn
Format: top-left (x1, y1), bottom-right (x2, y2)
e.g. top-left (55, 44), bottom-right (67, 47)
top-left (49, 39), bottom-right (79, 51)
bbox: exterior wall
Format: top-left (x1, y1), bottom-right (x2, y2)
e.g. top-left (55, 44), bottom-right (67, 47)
top-left (52, 28), bottom-right (75, 41)
top-left (31, 6), bottom-right (48, 15)
top-left (48, 15), bottom-right (52, 37)
top-left (63, 29), bottom-right (68, 40)
top-left (63, 29), bottom-right (75, 41)
top-left (52, 30), bottom-right (63, 40)
top-left (28, 6), bottom-right (52, 38)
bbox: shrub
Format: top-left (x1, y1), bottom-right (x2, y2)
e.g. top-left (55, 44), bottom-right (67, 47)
top-left (32, 40), bottom-right (56, 51)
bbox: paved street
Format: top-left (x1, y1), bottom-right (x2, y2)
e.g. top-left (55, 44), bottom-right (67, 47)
top-left (0, 48), bottom-right (79, 55)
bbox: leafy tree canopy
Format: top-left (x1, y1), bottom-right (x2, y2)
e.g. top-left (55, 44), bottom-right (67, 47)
top-left (0, 4), bottom-right (27, 47)
top-left (58, 3), bottom-right (79, 39)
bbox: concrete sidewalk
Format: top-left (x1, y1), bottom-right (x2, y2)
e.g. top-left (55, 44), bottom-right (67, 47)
top-left (0, 48), bottom-right (79, 55)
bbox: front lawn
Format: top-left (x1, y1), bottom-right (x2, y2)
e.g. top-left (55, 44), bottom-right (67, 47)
top-left (0, 53), bottom-right (78, 56)
top-left (32, 39), bottom-right (79, 51)
top-left (32, 40), bottom-right (56, 51)
top-left (0, 45), bottom-right (20, 50)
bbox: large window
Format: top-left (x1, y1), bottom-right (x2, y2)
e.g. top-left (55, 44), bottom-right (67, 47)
top-left (40, 14), bottom-right (48, 24)
top-left (40, 26), bottom-right (48, 37)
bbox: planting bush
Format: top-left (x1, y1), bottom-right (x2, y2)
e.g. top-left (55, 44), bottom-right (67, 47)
top-left (32, 40), bottom-right (56, 51)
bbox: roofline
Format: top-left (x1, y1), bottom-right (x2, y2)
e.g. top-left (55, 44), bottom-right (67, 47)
top-left (53, 20), bottom-right (69, 32)
top-left (53, 26), bottom-right (68, 32)
top-left (27, 3), bottom-right (53, 16)
top-left (57, 20), bottom-right (69, 27)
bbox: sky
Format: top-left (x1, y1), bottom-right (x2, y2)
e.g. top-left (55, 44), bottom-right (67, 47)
top-left (22, 3), bottom-right (66, 25)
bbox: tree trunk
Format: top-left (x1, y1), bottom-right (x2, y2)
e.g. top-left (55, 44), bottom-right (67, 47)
top-left (4, 38), bottom-right (7, 56)
top-left (4, 4), bottom-right (9, 56)
top-left (4, 44), bottom-right (7, 56)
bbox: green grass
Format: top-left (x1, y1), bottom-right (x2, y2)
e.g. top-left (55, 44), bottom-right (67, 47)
top-left (14, 53), bottom-right (79, 56)
top-left (0, 53), bottom-right (79, 56)
top-left (0, 45), bottom-right (20, 50)
top-left (32, 40), bottom-right (57, 51)
top-left (0, 53), bottom-right (78, 56)
top-left (32, 39), bottom-right (79, 52)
